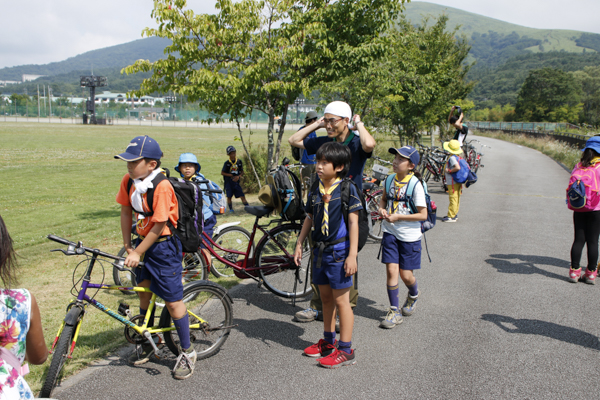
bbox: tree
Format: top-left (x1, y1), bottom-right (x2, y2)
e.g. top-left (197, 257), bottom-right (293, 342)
top-left (123, 0), bottom-right (404, 180)
top-left (320, 15), bottom-right (473, 142)
top-left (573, 66), bottom-right (600, 126)
top-left (514, 67), bottom-right (582, 122)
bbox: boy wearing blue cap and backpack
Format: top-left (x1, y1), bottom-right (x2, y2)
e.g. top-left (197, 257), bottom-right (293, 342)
top-left (221, 146), bottom-right (249, 212)
top-left (377, 146), bottom-right (427, 329)
top-left (175, 153), bottom-right (217, 265)
top-left (115, 136), bottom-right (196, 380)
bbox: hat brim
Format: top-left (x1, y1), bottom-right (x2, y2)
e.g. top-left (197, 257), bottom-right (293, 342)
top-left (114, 153), bottom-right (143, 161)
top-left (388, 147), bottom-right (410, 160)
top-left (266, 176), bottom-right (282, 215)
top-left (443, 142), bottom-right (463, 154)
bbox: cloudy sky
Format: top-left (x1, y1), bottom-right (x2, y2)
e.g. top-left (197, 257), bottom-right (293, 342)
top-left (1, 0), bottom-right (599, 69)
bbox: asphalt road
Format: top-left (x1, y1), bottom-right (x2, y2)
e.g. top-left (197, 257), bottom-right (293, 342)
top-left (51, 135), bottom-right (596, 400)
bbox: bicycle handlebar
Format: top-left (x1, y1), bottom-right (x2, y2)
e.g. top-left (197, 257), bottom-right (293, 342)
top-left (46, 235), bottom-right (143, 268)
top-left (193, 180), bottom-right (223, 194)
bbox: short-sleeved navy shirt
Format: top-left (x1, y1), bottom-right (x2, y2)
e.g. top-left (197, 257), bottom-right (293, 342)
top-left (303, 133), bottom-right (372, 190)
top-left (305, 181), bottom-right (363, 250)
top-left (222, 159), bottom-right (243, 185)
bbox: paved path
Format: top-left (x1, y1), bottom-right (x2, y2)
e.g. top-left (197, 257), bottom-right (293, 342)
top-left (52, 136), bottom-right (597, 399)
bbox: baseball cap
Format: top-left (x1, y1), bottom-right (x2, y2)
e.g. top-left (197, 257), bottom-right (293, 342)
top-left (583, 136), bottom-right (600, 154)
top-left (226, 145), bottom-right (236, 154)
top-left (115, 135), bottom-right (163, 161)
top-left (305, 111), bottom-right (318, 122)
top-left (389, 146), bottom-right (420, 166)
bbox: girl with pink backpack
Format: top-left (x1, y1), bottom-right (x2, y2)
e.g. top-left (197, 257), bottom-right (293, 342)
top-left (568, 136), bottom-right (600, 283)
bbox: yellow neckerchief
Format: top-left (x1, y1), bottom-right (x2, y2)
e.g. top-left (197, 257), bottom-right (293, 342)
top-left (183, 174), bottom-right (197, 181)
top-left (590, 157), bottom-right (600, 166)
top-left (319, 178), bottom-right (342, 236)
top-left (229, 158), bottom-right (238, 173)
top-left (389, 173), bottom-right (414, 214)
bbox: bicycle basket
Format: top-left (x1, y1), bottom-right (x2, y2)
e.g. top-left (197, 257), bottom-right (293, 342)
top-left (372, 164), bottom-right (390, 181)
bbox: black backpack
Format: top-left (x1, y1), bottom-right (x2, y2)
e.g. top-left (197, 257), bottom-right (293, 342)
top-left (270, 165), bottom-right (305, 221)
top-left (309, 178), bottom-right (369, 252)
top-left (127, 172), bottom-right (202, 253)
top-left (291, 145), bottom-right (301, 161)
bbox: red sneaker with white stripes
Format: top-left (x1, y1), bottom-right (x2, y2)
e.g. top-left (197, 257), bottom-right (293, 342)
top-left (318, 348), bottom-right (356, 369)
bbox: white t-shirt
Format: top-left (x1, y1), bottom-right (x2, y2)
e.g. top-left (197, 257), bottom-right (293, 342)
top-left (381, 176), bottom-right (426, 242)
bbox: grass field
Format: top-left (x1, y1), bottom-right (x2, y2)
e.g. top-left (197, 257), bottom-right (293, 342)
top-left (0, 122), bottom-right (282, 393)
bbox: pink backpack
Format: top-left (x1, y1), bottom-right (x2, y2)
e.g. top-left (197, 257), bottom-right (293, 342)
top-left (567, 162), bottom-right (600, 212)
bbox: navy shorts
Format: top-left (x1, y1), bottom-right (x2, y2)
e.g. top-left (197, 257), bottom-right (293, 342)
top-left (134, 236), bottom-right (184, 302)
top-left (312, 247), bottom-right (354, 290)
top-left (381, 233), bottom-right (422, 270)
top-left (225, 181), bottom-right (245, 198)
top-left (200, 214), bottom-right (217, 250)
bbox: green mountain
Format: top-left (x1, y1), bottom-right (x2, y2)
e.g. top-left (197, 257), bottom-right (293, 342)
top-left (0, 37), bottom-right (170, 82)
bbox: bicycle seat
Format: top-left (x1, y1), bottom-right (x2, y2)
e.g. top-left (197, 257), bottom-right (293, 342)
top-left (363, 182), bottom-right (376, 191)
top-left (245, 205), bottom-right (274, 217)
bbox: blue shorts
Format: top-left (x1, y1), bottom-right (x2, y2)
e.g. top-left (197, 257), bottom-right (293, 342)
top-left (312, 247), bottom-right (354, 290)
top-left (381, 233), bottom-right (421, 270)
top-left (225, 181), bottom-right (245, 198)
top-left (134, 236), bottom-right (184, 302)
top-left (200, 214), bottom-right (217, 250)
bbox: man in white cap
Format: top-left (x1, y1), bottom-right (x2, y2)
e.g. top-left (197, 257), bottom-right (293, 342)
top-left (289, 101), bottom-right (376, 323)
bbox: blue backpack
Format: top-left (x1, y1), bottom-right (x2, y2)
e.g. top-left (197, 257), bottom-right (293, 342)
top-left (450, 156), bottom-right (470, 184)
top-left (384, 174), bottom-right (437, 233)
top-left (196, 173), bottom-right (226, 215)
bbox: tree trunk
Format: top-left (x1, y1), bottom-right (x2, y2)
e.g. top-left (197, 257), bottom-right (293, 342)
top-left (267, 108), bottom-right (275, 174)
top-left (236, 119), bottom-right (262, 187)
top-left (274, 107), bottom-right (289, 167)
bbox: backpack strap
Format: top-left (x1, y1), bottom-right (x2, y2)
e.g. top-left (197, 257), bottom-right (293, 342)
top-left (126, 173), bottom-right (168, 216)
top-left (384, 173), bottom-right (396, 212)
top-left (404, 176), bottom-right (421, 214)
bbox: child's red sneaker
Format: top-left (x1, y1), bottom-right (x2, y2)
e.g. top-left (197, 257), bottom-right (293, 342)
top-left (583, 268), bottom-right (597, 285)
top-left (569, 267), bottom-right (582, 283)
top-left (317, 348), bottom-right (356, 369)
top-left (304, 339), bottom-right (336, 358)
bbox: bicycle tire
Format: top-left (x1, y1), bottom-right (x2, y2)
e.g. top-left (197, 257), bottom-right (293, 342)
top-left (159, 281), bottom-right (232, 360)
top-left (39, 322), bottom-right (76, 398)
top-left (210, 226), bottom-right (252, 278)
top-left (256, 223), bottom-right (313, 298)
top-left (367, 190), bottom-right (384, 240)
top-left (113, 247), bottom-right (207, 295)
top-left (423, 168), bottom-right (432, 183)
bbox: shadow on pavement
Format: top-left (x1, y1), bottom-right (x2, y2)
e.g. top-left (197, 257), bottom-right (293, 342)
top-left (485, 254), bottom-right (569, 281)
top-left (481, 314), bottom-right (600, 351)
top-left (233, 317), bottom-right (313, 349)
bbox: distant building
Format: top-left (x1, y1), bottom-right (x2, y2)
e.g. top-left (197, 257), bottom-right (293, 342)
top-left (0, 80), bottom-right (20, 87)
top-left (22, 74), bottom-right (46, 82)
top-left (94, 91), bottom-right (160, 107)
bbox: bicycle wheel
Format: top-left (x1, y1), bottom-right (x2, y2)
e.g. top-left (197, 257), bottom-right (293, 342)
top-left (423, 168), bottom-right (432, 183)
top-left (40, 322), bottom-right (77, 398)
top-left (159, 281), bottom-right (233, 360)
top-left (367, 190), bottom-right (384, 240)
top-left (182, 251), bottom-right (208, 283)
top-left (210, 226), bottom-right (252, 278)
top-left (256, 223), bottom-right (313, 298)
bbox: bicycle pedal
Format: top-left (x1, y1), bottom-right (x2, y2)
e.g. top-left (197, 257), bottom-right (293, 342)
top-left (118, 302), bottom-right (130, 317)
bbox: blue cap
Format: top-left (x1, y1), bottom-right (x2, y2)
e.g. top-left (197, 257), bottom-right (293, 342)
top-left (175, 153), bottom-right (200, 175)
top-left (115, 136), bottom-right (163, 161)
top-left (226, 145), bottom-right (236, 154)
top-left (583, 136), bottom-right (600, 154)
top-left (389, 146), bottom-right (420, 166)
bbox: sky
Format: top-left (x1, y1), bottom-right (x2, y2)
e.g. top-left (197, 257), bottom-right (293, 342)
top-left (1, 0), bottom-right (599, 70)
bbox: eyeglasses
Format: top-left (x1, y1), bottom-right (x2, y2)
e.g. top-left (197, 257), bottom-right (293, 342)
top-left (323, 117), bottom-right (343, 126)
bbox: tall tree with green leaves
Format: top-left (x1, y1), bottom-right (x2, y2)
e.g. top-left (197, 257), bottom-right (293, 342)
top-left (123, 0), bottom-right (404, 178)
top-left (320, 15), bottom-right (473, 143)
top-left (573, 66), bottom-right (600, 126)
top-left (514, 67), bottom-right (582, 122)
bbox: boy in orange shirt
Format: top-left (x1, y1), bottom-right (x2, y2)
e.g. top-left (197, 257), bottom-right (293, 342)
top-left (115, 135), bottom-right (196, 380)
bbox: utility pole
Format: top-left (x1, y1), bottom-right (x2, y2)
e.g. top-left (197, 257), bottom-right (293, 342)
top-left (48, 87), bottom-right (52, 120)
top-left (37, 85), bottom-right (40, 118)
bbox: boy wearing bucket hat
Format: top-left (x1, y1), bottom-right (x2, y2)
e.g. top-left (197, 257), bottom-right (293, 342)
top-left (442, 139), bottom-right (464, 223)
top-left (175, 153), bottom-right (217, 267)
top-left (288, 101), bottom-right (376, 324)
top-left (568, 136), bottom-right (600, 283)
top-left (221, 146), bottom-right (249, 213)
top-left (115, 136), bottom-right (196, 379)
